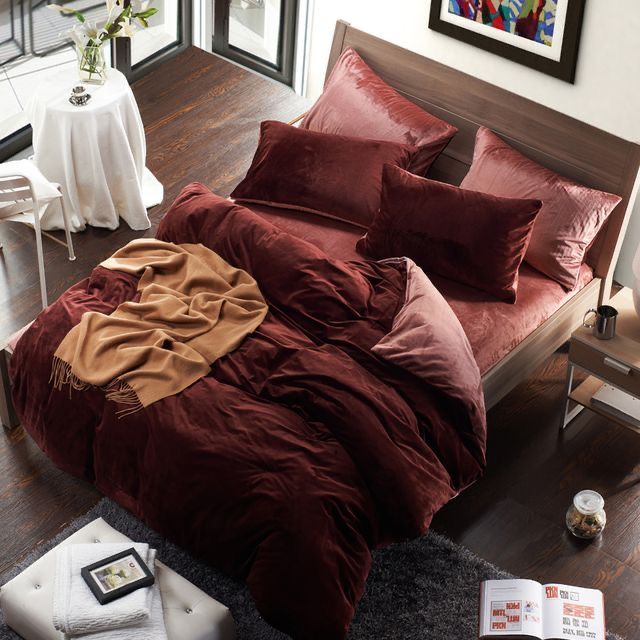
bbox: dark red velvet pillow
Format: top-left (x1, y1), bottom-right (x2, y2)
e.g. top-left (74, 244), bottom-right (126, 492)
top-left (357, 165), bottom-right (542, 302)
top-left (461, 127), bottom-right (622, 290)
top-left (231, 120), bottom-right (415, 228)
top-left (300, 47), bottom-right (457, 175)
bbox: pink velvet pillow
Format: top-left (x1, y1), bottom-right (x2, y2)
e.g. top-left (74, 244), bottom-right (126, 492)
top-left (231, 120), bottom-right (415, 228)
top-left (460, 127), bottom-right (622, 290)
top-left (357, 165), bottom-right (542, 302)
top-left (300, 47), bottom-right (458, 175)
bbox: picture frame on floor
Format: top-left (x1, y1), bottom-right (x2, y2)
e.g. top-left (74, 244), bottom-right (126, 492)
top-left (428, 0), bottom-right (586, 83)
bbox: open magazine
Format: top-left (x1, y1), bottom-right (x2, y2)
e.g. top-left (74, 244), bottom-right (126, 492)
top-left (479, 579), bottom-right (605, 640)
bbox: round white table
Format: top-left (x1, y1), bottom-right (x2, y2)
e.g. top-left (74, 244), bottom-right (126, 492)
top-left (27, 67), bottom-right (163, 232)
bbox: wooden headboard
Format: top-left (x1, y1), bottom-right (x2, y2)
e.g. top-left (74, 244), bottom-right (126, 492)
top-left (326, 21), bottom-right (640, 301)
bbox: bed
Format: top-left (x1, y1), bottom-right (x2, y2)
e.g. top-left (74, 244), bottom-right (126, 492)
top-left (2, 20), bottom-right (640, 640)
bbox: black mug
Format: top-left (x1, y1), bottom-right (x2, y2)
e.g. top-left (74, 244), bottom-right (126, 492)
top-left (583, 305), bottom-right (618, 340)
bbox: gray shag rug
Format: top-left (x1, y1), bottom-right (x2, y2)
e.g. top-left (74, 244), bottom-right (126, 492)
top-left (0, 498), bottom-right (623, 640)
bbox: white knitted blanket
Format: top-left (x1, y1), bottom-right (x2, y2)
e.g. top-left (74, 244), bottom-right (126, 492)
top-left (52, 542), bottom-right (163, 638)
top-left (64, 582), bottom-right (167, 640)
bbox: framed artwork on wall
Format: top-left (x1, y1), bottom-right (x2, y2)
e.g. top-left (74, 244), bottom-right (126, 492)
top-left (428, 0), bottom-right (586, 83)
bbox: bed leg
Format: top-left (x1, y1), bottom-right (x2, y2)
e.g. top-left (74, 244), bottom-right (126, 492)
top-left (0, 346), bottom-right (19, 430)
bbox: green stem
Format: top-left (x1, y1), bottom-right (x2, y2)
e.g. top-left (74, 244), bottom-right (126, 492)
top-left (79, 43), bottom-right (105, 82)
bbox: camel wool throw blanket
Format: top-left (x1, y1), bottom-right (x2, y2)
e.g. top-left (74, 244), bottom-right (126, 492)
top-left (51, 238), bottom-right (268, 415)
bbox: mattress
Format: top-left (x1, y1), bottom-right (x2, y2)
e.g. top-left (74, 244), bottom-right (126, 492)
top-left (247, 203), bottom-right (594, 375)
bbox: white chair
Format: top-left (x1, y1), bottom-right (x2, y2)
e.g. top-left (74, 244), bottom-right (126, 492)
top-left (0, 170), bottom-right (76, 309)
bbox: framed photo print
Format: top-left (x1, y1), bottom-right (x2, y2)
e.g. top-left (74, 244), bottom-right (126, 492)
top-left (428, 1), bottom-right (586, 82)
top-left (81, 547), bottom-right (154, 605)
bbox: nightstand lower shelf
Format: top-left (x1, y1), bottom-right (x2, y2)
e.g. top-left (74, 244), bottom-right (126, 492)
top-left (567, 375), bottom-right (640, 435)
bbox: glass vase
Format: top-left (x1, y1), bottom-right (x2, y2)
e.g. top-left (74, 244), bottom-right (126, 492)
top-left (76, 42), bottom-right (107, 85)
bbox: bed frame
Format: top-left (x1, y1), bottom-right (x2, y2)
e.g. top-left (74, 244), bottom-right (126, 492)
top-left (1, 22), bottom-right (640, 428)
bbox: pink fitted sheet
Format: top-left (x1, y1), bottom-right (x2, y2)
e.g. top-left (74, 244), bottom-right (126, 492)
top-left (247, 203), bottom-right (594, 375)
top-left (428, 265), bottom-right (593, 374)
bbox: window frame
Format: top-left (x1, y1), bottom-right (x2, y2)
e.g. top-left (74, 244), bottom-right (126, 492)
top-left (114, 0), bottom-right (193, 83)
top-left (212, 0), bottom-right (298, 86)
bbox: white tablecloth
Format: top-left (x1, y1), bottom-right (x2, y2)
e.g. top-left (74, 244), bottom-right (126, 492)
top-left (27, 67), bottom-right (163, 232)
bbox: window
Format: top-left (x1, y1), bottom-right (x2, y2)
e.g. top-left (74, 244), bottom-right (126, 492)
top-left (213, 0), bottom-right (298, 86)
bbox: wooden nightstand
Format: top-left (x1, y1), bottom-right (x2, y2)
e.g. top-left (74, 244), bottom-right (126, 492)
top-left (561, 287), bottom-right (640, 433)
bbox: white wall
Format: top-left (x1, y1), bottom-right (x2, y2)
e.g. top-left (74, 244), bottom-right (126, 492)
top-left (306, 0), bottom-right (640, 286)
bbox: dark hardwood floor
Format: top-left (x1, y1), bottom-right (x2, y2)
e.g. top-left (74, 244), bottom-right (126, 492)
top-left (432, 351), bottom-right (640, 639)
top-left (1, 48), bottom-right (639, 638)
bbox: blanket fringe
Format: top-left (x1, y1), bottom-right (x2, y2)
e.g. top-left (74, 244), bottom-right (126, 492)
top-left (50, 356), bottom-right (91, 396)
top-left (105, 379), bottom-right (144, 417)
top-left (50, 357), bottom-right (143, 418)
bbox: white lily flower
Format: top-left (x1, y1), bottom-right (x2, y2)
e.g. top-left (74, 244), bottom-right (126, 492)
top-left (65, 24), bottom-right (88, 48)
top-left (131, 0), bottom-right (151, 12)
top-left (83, 20), bottom-right (101, 39)
top-left (52, 0), bottom-right (155, 47)
top-left (119, 20), bottom-right (138, 37)
top-left (47, 3), bottom-right (77, 14)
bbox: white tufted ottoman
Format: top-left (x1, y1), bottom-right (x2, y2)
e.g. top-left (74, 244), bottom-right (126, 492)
top-left (0, 518), bottom-right (236, 640)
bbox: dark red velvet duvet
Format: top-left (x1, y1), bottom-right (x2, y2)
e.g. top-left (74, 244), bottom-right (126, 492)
top-left (11, 184), bottom-right (486, 639)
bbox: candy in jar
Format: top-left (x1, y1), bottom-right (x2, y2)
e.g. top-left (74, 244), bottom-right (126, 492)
top-left (566, 490), bottom-right (606, 539)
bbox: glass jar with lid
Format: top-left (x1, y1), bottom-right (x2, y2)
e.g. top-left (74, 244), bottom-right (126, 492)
top-left (566, 490), bottom-right (606, 539)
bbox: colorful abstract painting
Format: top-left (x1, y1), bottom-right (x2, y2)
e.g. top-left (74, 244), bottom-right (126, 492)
top-left (447, 0), bottom-right (557, 46)
top-left (429, 0), bottom-right (584, 82)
